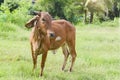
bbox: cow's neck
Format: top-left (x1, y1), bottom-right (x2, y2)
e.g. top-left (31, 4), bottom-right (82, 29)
top-left (32, 27), bottom-right (46, 51)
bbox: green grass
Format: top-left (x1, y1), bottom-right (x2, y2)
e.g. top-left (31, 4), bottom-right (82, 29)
top-left (0, 19), bottom-right (120, 80)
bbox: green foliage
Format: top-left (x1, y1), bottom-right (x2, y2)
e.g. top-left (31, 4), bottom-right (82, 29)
top-left (35, 0), bottom-right (68, 18)
top-left (64, 2), bottom-right (84, 23)
top-left (0, 0), bottom-right (31, 26)
top-left (32, 0), bottom-right (84, 23)
top-left (0, 0), bottom-right (31, 40)
top-left (0, 0), bottom-right (119, 24)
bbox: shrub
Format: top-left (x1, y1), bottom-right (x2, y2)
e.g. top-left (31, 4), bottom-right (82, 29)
top-left (0, 0), bottom-right (31, 27)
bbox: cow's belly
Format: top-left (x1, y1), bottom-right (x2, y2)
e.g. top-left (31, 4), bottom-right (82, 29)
top-left (49, 36), bottom-right (65, 50)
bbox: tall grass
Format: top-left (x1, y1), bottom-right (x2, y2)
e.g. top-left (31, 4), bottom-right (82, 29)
top-left (0, 22), bottom-right (29, 40)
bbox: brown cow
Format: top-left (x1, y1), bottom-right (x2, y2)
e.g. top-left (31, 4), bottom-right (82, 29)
top-left (25, 12), bottom-right (76, 76)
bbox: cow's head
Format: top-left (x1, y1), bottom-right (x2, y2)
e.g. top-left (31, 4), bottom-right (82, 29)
top-left (25, 12), bottom-right (52, 35)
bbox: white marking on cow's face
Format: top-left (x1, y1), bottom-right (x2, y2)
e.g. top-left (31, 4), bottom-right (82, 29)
top-left (55, 36), bottom-right (62, 41)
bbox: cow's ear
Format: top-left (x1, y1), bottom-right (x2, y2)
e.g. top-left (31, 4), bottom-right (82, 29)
top-left (25, 15), bottom-right (39, 28)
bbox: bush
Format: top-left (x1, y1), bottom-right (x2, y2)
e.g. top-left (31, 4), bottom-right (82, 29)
top-left (0, 0), bottom-right (31, 27)
top-left (0, 0), bottom-right (31, 40)
top-left (31, 0), bottom-right (84, 23)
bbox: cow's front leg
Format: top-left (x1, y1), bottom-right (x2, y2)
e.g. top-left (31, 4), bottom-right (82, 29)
top-left (32, 55), bottom-right (37, 71)
top-left (40, 51), bottom-right (48, 76)
top-left (31, 43), bottom-right (38, 72)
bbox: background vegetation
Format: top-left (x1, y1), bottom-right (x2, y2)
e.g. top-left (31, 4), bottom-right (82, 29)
top-left (0, 0), bottom-right (120, 80)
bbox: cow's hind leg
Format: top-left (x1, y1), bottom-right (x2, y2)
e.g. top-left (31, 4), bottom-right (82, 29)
top-left (69, 48), bottom-right (76, 72)
top-left (67, 41), bottom-right (76, 72)
top-left (62, 44), bottom-right (69, 71)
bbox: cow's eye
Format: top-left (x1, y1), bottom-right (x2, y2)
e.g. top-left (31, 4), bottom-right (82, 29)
top-left (42, 18), bottom-right (46, 21)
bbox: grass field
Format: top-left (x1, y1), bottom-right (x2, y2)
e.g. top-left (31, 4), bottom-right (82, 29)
top-left (0, 20), bottom-right (120, 80)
